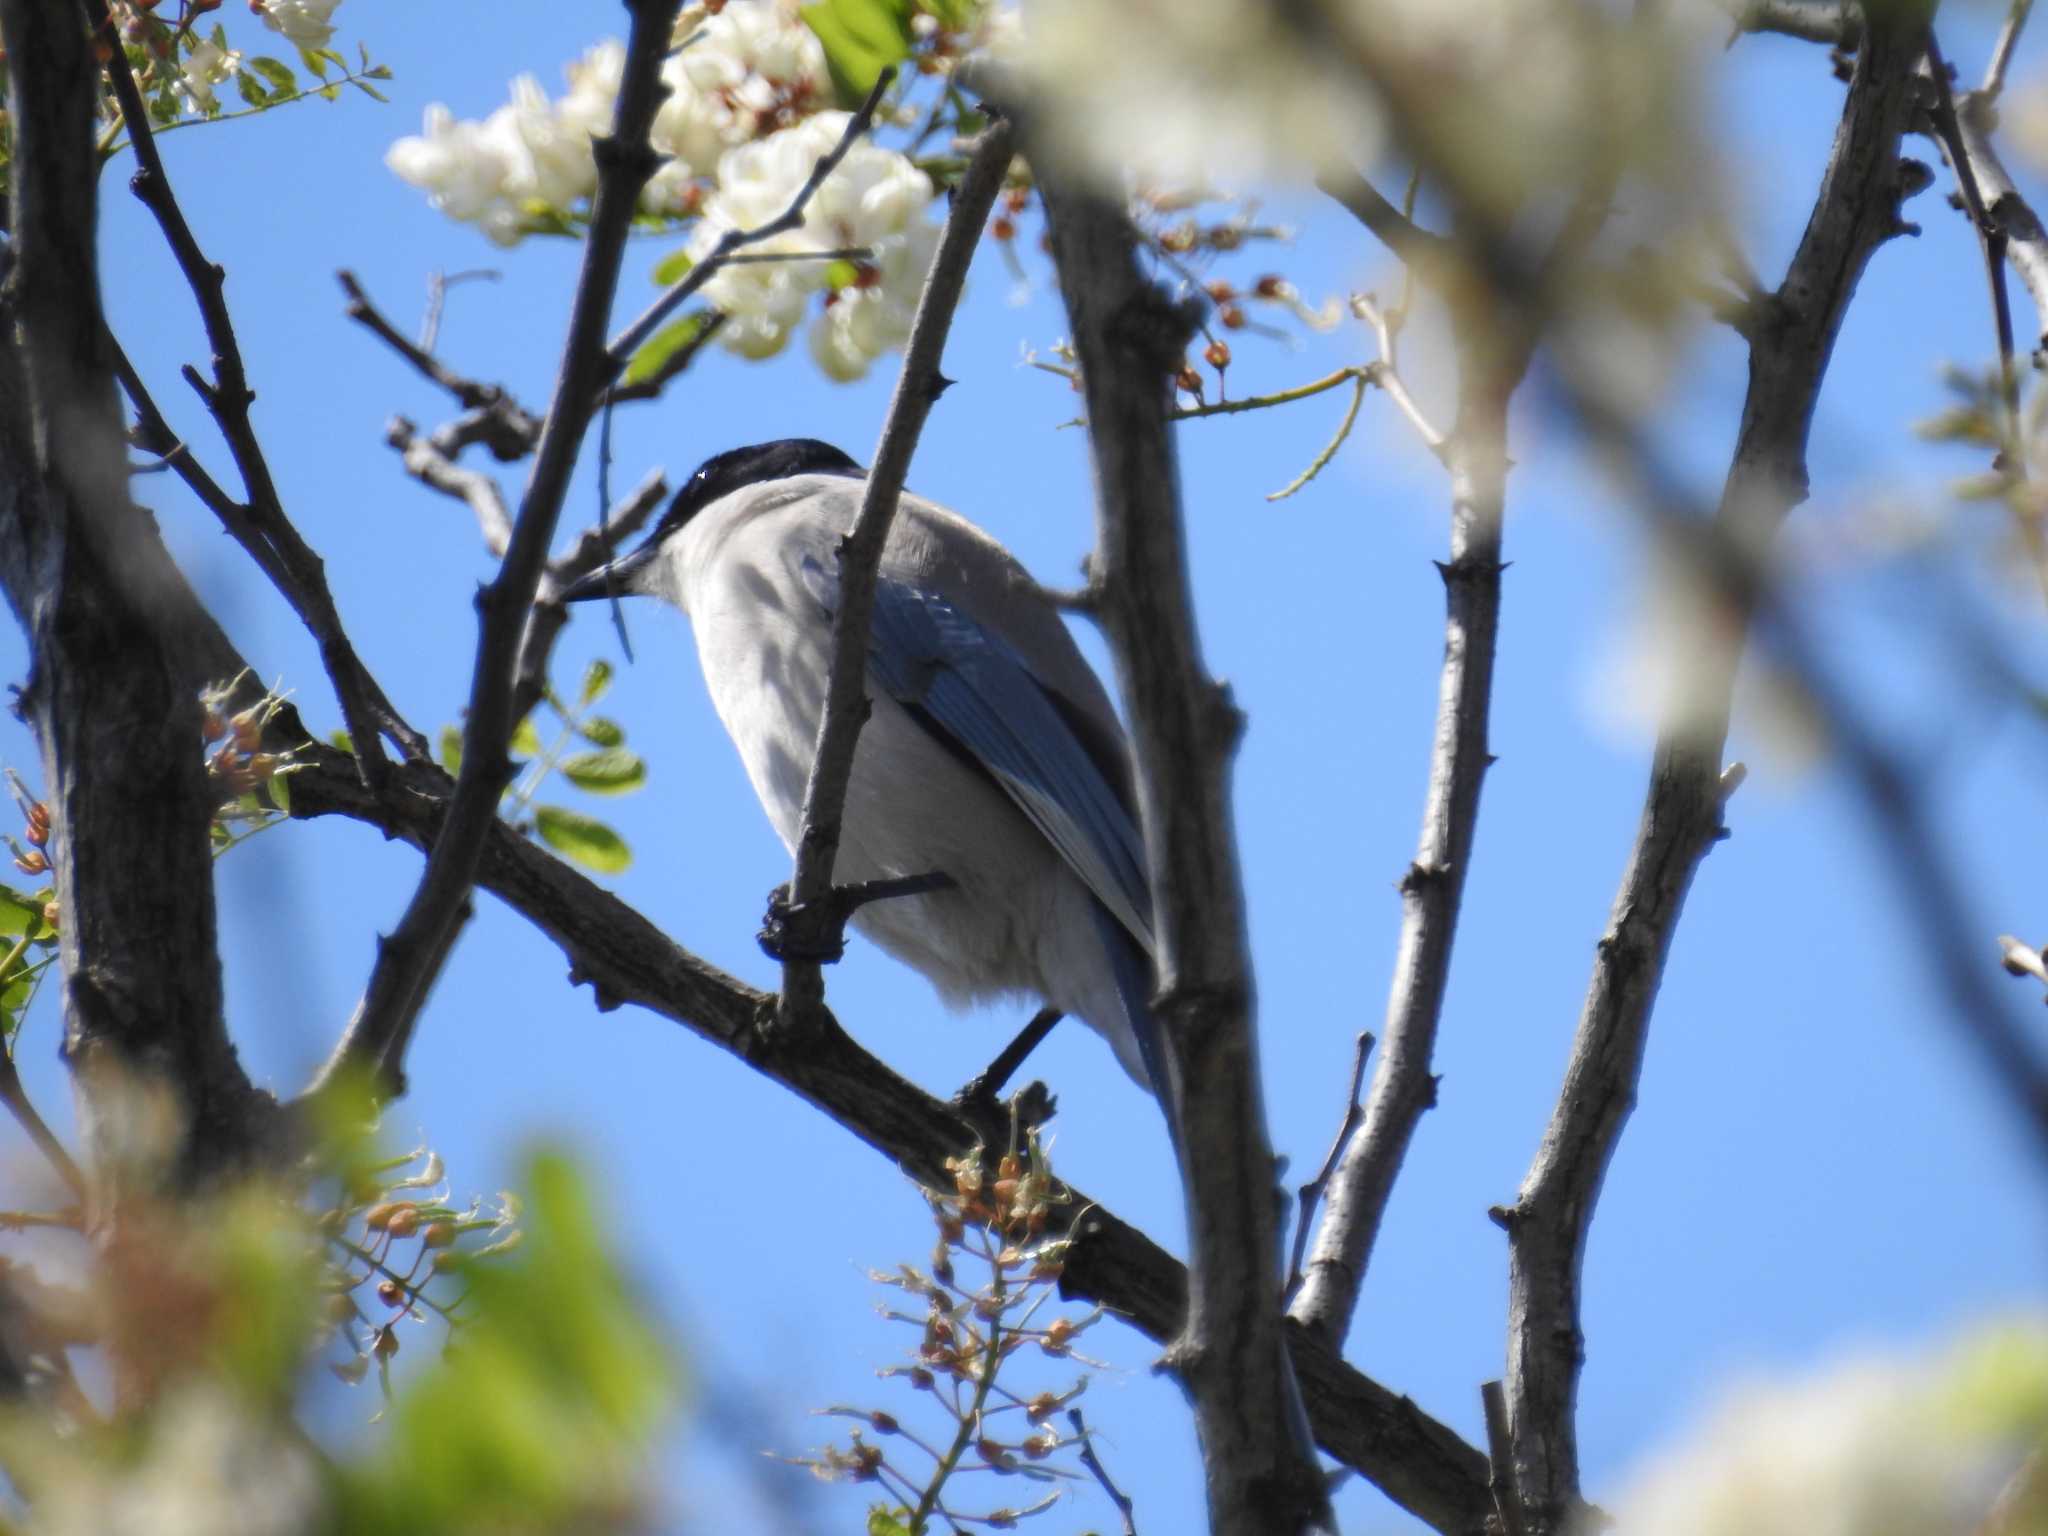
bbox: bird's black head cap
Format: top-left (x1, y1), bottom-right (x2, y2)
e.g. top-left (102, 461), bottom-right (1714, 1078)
top-left (561, 438), bottom-right (863, 606)
top-left (646, 437), bottom-right (864, 548)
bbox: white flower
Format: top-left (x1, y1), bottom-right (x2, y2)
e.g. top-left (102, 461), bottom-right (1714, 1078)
top-left (254, 0), bottom-right (342, 49)
top-left (492, 75), bottom-right (599, 209)
top-left (387, 6), bottom-right (831, 241)
top-left (386, 105), bottom-right (516, 228)
top-left (555, 39), bottom-right (625, 142)
top-left (689, 112), bottom-right (938, 376)
top-left (178, 39), bottom-right (239, 114)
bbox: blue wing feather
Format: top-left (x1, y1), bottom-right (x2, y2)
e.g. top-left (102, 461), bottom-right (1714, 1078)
top-left (863, 575), bottom-right (1155, 953)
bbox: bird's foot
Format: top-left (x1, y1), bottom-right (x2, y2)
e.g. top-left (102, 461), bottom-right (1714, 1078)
top-left (954, 1007), bottom-right (1064, 1109)
top-left (756, 869), bottom-right (956, 964)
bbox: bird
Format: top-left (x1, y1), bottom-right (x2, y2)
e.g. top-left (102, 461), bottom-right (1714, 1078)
top-left (561, 438), bottom-right (1171, 1115)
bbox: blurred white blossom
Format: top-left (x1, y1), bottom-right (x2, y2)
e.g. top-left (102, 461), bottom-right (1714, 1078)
top-left (253, 0), bottom-right (342, 49)
top-left (1020, 0), bottom-right (1705, 205)
top-left (690, 111), bottom-right (939, 379)
top-left (28, 1386), bottom-right (323, 1536)
top-left (386, 2), bottom-right (826, 242)
top-left (1614, 1321), bottom-right (2048, 1536)
top-left (177, 39), bottom-right (239, 115)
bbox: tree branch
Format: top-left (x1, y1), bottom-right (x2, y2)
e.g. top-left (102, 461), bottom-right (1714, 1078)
top-left (308, 0), bottom-right (684, 1106)
top-left (1494, 18), bottom-right (1924, 1530)
top-left (1032, 153), bottom-right (1330, 1534)
top-left (82, 0), bottom-right (417, 781)
top-left (773, 116), bottom-right (1015, 1020)
top-left (1290, 291), bottom-right (1526, 1344)
top-left (282, 744), bottom-right (1494, 1533)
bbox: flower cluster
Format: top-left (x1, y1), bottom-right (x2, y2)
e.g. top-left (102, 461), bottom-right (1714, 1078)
top-left (789, 1138), bottom-right (1131, 1531)
top-left (386, 0), bottom-right (829, 247)
top-left (689, 110), bottom-right (939, 380)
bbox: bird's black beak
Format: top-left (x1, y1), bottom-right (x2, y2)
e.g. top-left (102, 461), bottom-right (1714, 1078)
top-left (559, 542), bottom-right (657, 604)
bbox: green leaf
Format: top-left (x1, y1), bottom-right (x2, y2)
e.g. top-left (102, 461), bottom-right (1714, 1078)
top-left (249, 55), bottom-right (296, 92)
top-left (576, 716), bottom-right (625, 748)
top-left (209, 22), bottom-right (229, 51)
top-left (534, 806), bottom-right (630, 873)
top-left (621, 312), bottom-right (712, 387)
top-left (299, 44), bottom-right (331, 79)
top-left (350, 76), bottom-right (390, 103)
top-left (0, 887), bottom-right (44, 940)
top-left (579, 658), bottom-right (613, 708)
top-left (650, 247), bottom-right (694, 286)
top-left (559, 749), bottom-right (645, 797)
top-left (329, 730), bottom-right (354, 754)
top-left (235, 70), bottom-right (272, 109)
top-left (264, 770), bottom-right (291, 817)
top-left (867, 1508), bottom-right (915, 1536)
top-left (801, 0), bottom-right (912, 105)
top-left (510, 716), bottom-right (544, 758)
top-left (438, 725), bottom-right (464, 776)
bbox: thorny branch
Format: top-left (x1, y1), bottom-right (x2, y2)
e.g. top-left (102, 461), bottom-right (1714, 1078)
top-left (1491, 18), bottom-right (1926, 1531)
top-left (1033, 147), bottom-right (1331, 1535)
top-left (308, 0), bottom-right (686, 1107)
top-left (773, 116), bottom-right (1017, 1020)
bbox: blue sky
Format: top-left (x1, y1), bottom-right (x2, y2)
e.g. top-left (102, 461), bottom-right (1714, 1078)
top-left (10, 4), bottom-right (2044, 1530)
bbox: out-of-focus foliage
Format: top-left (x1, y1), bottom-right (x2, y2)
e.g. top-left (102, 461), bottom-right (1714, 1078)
top-left (1612, 1319), bottom-right (2048, 1536)
top-left (0, 1140), bottom-right (678, 1536)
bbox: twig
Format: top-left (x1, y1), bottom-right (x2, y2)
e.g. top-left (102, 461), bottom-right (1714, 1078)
top-left (1998, 934), bottom-right (2048, 994)
top-left (1983, 0), bottom-right (2034, 98)
top-left (605, 71), bottom-right (897, 376)
top-left (1925, 35), bottom-right (2022, 423)
top-left (1290, 194), bottom-right (1535, 1348)
top-left (385, 416), bottom-right (514, 555)
top-left (420, 268), bottom-right (500, 354)
top-left (0, 1052), bottom-right (84, 1200)
top-left (515, 467), bottom-right (668, 721)
top-left (1938, 61), bottom-right (2048, 360)
top-left (1479, 1382), bottom-right (1524, 1536)
top-left (773, 116), bottom-right (1015, 1023)
top-left (1313, 168), bottom-right (1454, 275)
top-left (306, 0), bottom-right (686, 1107)
top-left (82, 0), bottom-right (416, 781)
top-left (1354, 293), bottom-right (1449, 460)
top-left (1285, 1031), bottom-right (1372, 1299)
top-left (1034, 141), bottom-right (1332, 1534)
top-left (1067, 1408), bottom-right (1138, 1536)
top-left (339, 270), bottom-right (541, 438)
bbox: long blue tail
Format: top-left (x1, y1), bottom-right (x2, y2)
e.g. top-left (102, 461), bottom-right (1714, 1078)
top-left (1091, 902), bottom-right (1181, 1148)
